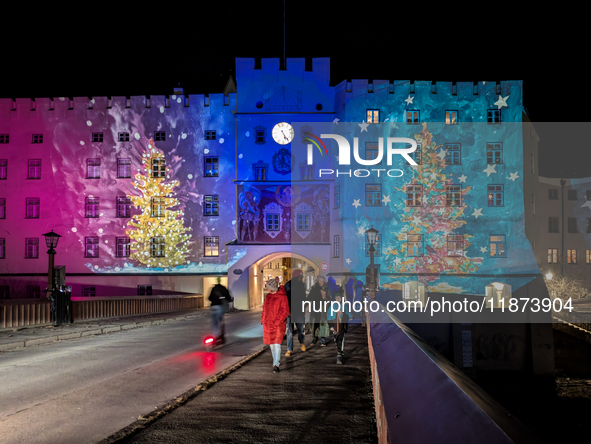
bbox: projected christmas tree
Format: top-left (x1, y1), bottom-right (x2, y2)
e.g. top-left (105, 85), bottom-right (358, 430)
top-left (390, 124), bottom-right (478, 281)
top-left (127, 139), bottom-right (191, 268)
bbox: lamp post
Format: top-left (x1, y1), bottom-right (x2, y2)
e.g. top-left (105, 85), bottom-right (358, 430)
top-left (560, 179), bottom-right (566, 277)
top-left (42, 230), bottom-right (61, 324)
top-left (365, 227), bottom-right (379, 300)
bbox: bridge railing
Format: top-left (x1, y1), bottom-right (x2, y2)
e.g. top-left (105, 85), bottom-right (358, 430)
top-left (0, 295), bottom-right (204, 329)
top-left (366, 303), bottom-right (539, 444)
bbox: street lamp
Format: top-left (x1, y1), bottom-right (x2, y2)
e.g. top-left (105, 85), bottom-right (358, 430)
top-left (42, 230), bottom-right (62, 299)
top-left (365, 227), bottom-right (379, 300)
top-left (545, 272), bottom-right (553, 281)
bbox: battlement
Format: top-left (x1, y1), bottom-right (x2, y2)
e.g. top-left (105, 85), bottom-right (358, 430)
top-left (236, 57), bottom-right (330, 86)
top-left (0, 90), bottom-right (236, 121)
top-left (334, 79), bottom-right (521, 102)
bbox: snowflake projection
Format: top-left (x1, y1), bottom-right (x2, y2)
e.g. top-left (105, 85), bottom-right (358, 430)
top-left (126, 138), bottom-right (191, 268)
top-left (389, 123), bottom-right (479, 282)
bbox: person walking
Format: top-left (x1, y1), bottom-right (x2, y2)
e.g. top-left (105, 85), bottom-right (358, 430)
top-left (208, 278), bottom-right (232, 344)
top-left (307, 275), bottom-right (331, 345)
top-left (261, 279), bottom-right (289, 373)
top-left (284, 269), bottom-right (306, 356)
top-left (328, 291), bottom-right (350, 364)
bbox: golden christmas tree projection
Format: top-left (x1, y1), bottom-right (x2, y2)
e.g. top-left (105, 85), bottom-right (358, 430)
top-left (126, 139), bottom-right (191, 269)
top-left (390, 123), bottom-right (478, 281)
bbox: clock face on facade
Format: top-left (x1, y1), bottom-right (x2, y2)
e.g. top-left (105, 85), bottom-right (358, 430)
top-left (272, 122), bottom-right (294, 145)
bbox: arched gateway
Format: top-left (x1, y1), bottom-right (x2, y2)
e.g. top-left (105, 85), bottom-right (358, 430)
top-left (228, 251), bottom-right (320, 310)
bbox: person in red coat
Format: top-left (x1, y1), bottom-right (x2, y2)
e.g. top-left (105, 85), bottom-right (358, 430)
top-left (261, 278), bottom-right (290, 373)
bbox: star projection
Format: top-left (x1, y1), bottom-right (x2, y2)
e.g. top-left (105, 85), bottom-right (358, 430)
top-left (126, 139), bottom-right (191, 269)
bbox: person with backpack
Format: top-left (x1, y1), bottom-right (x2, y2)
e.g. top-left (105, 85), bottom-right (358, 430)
top-left (328, 290), bottom-right (350, 364)
top-left (208, 278), bottom-right (232, 345)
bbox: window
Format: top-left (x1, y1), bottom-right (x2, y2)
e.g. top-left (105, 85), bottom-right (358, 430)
top-left (548, 189), bottom-right (558, 200)
top-left (266, 213), bottom-right (280, 231)
top-left (490, 235), bottom-right (506, 257)
top-left (117, 159), bottom-right (131, 178)
top-left (26, 285), bottom-right (40, 298)
top-left (87, 158), bottom-right (100, 178)
top-left (406, 185), bottom-right (422, 206)
top-left (118, 132), bottom-right (130, 142)
top-left (300, 165), bottom-right (313, 180)
top-left (408, 143), bottom-right (422, 165)
top-left (568, 190), bottom-right (577, 200)
top-left (445, 143), bottom-right (461, 165)
top-left (151, 197), bottom-right (165, 217)
top-left (150, 236), bottom-right (165, 257)
top-left (530, 153), bottom-right (535, 175)
top-left (0, 285), bottom-right (9, 299)
top-left (82, 286), bottom-right (96, 297)
top-left (365, 142), bottom-right (382, 164)
top-left (587, 250), bottom-right (591, 264)
top-left (365, 233), bottom-right (382, 257)
top-left (567, 249), bottom-right (577, 264)
top-left (367, 109), bottom-right (380, 123)
top-left (407, 110), bottom-right (419, 124)
top-left (26, 198), bottom-right (40, 218)
top-left (152, 158), bottom-right (166, 178)
top-left (85, 237), bottom-right (99, 258)
top-left (446, 185), bottom-right (462, 206)
top-left (531, 194), bottom-right (535, 215)
top-left (85, 197), bottom-right (99, 218)
top-left (0, 160), bottom-right (6, 180)
top-left (25, 238), bottom-right (39, 259)
top-left (0, 134), bottom-right (9, 143)
top-left (445, 110), bottom-right (458, 124)
top-left (154, 131), bottom-right (165, 141)
top-left (548, 248), bottom-right (558, 263)
top-left (407, 234), bottom-right (423, 256)
top-left (568, 217), bottom-right (578, 233)
top-left (548, 217), bottom-right (559, 233)
top-left (487, 109), bottom-right (501, 123)
top-left (138, 285), bottom-right (153, 296)
top-left (586, 190), bottom-right (591, 201)
top-left (204, 236), bottom-right (219, 257)
top-left (0, 198), bottom-right (4, 219)
top-left (117, 196), bottom-right (131, 218)
top-left (297, 214), bottom-right (310, 231)
top-left (586, 218), bottom-right (591, 233)
top-left (447, 235), bottom-right (464, 257)
top-left (32, 134), bottom-right (43, 143)
top-left (254, 127), bottom-right (266, 144)
top-left (0, 238), bottom-right (4, 259)
top-left (334, 186), bottom-right (340, 209)
top-left (334, 235), bottom-right (340, 257)
top-left (205, 156), bottom-right (219, 177)
top-left (92, 133), bottom-right (103, 143)
top-left (28, 159), bottom-right (41, 179)
top-left (365, 184), bottom-right (382, 206)
top-left (204, 195), bottom-right (219, 216)
top-left (204, 130), bottom-right (216, 140)
top-left (486, 143), bottom-right (502, 164)
top-left (255, 167), bottom-right (267, 180)
top-left (116, 237), bottom-right (130, 257)
top-left (488, 185), bottom-right (504, 206)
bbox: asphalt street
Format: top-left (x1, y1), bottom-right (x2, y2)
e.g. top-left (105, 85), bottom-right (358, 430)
top-left (0, 310), bottom-right (265, 444)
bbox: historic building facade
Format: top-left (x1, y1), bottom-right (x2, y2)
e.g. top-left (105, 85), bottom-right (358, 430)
top-left (0, 58), bottom-right (549, 313)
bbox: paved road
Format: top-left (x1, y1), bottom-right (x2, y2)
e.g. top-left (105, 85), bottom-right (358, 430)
top-left (116, 324), bottom-right (377, 444)
top-left (0, 310), bottom-right (265, 444)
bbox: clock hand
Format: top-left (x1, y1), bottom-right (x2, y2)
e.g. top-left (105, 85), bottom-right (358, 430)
top-left (281, 130), bottom-right (289, 141)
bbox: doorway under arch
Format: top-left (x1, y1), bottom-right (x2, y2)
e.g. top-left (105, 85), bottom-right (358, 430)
top-left (248, 252), bottom-right (320, 310)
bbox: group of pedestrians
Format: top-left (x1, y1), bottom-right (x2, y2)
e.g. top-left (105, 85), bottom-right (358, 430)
top-left (261, 272), bottom-right (363, 372)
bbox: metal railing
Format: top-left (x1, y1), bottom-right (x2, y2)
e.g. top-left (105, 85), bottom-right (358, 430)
top-left (1, 295), bottom-right (203, 329)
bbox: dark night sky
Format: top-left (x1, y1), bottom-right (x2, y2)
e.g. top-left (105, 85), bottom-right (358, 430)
top-left (2, 3), bottom-right (588, 178)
